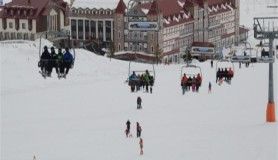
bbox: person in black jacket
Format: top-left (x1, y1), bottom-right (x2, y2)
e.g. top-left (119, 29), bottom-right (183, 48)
top-left (50, 47), bottom-right (58, 74)
top-left (136, 122), bottom-right (142, 138)
top-left (126, 120), bottom-right (131, 137)
top-left (57, 48), bottom-right (64, 76)
top-left (40, 46), bottom-right (51, 75)
top-left (137, 96), bottom-right (142, 109)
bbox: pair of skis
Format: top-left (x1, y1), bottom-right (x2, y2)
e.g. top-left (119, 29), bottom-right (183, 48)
top-left (39, 71), bottom-right (67, 79)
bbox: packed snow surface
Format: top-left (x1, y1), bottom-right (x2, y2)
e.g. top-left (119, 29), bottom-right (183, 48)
top-left (1, 39), bottom-right (278, 160)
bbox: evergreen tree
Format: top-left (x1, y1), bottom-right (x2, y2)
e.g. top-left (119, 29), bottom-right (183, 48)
top-left (182, 48), bottom-right (192, 64)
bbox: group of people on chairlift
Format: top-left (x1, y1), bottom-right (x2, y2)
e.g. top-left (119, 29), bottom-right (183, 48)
top-left (39, 46), bottom-right (74, 78)
top-left (181, 73), bottom-right (202, 93)
top-left (216, 67), bottom-right (234, 84)
top-left (128, 70), bottom-right (154, 93)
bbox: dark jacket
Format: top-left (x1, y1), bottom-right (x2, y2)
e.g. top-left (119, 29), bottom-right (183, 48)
top-left (137, 97), bottom-right (142, 105)
top-left (41, 50), bottom-right (51, 60)
top-left (126, 121), bottom-right (131, 129)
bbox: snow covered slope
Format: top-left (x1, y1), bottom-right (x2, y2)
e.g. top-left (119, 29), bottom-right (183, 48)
top-left (1, 38), bottom-right (278, 160)
top-left (1, 0), bottom-right (278, 160)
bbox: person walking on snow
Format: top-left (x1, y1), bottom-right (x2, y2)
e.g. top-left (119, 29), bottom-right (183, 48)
top-left (139, 138), bottom-right (143, 155)
top-left (208, 82), bottom-right (212, 93)
top-left (136, 122), bottom-right (142, 138)
top-left (126, 120), bottom-right (131, 137)
top-left (137, 96), bottom-right (142, 109)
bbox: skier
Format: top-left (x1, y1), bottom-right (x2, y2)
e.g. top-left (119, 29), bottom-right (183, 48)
top-left (143, 73), bottom-right (150, 93)
top-left (208, 82), bottom-right (212, 93)
top-left (192, 76), bottom-right (196, 92)
top-left (228, 68), bottom-right (234, 82)
top-left (63, 48), bottom-right (74, 77)
top-left (129, 71), bottom-right (138, 92)
top-left (126, 120), bottom-right (131, 137)
top-left (139, 138), bottom-right (143, 155)
top-left (50, 47), bottom-right (58, 74)
top-left (57, 48), bottom-right (64, 76)
top-left (196, 73), bottom-right (202, 92)
top-left (181, 73), bottom-right (188, 94)
top-left (210, 60), bottom-right (213, 68)
top-left (40, 46), bottom-right (51, 76)
top-left (136, 122), bottom-right (142, 138)
top-left (137, 96), bottom-right (142, 109)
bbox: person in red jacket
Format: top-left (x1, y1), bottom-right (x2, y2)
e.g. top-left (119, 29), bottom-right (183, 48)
top-left (228, 68), bottom-right (234, 81)
top-left (181, 74), bottom-right (188, 86)
top-left (196, 73), bottom-right (202, 92)
top-left (181, 74), bottom-right (188, 94)
top-left (139, 138), bottom-right (143, 155)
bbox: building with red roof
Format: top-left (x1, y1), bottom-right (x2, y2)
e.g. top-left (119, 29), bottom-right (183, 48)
top-left (0, 0), bottom-right (69, 40)
top-left (111, 0), bottom-right (247, 62)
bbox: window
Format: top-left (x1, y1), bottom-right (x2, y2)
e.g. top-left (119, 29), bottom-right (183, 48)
top-left (78, 20), bottom-right (84, 40)
top-left (90, 21), bottom-right (96, 39)
top-left (118, 44), bottom-right (121, 50)
top-left (22, 23), bottom-right (26, 29)
top-left (9, 22), bottom-right (13, 28)
top-left (71, 19), bottom-right (77, 39)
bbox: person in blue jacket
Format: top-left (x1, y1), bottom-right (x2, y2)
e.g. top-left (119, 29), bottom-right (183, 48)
top-left (129, 71), bottom-right (138, 92)
top-left (63, 48), bottom-right (74, 75)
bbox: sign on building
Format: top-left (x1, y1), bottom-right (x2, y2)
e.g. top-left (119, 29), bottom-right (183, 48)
top-left (128, 22), bottom-right (159, 31)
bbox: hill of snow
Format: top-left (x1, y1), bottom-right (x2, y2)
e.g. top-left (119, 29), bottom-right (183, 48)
top-left (1, 38), bottom-right (278, 160)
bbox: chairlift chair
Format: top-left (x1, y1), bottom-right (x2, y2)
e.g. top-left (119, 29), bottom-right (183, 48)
top-left (231, 55), bottom-right (251, 63)
top-left (215, 59), bottom-right (235, 85)
top-left (38, 31), bottom-right (76, 78)
top-left (128, 61), bottom-right (156, 83)
top-left (180, 64), bottom-right (203, 93)
top-left (180, 64), bottom-right (202, 80)
top-left (230, 42), bottom-right (251, 63)
top-left (255, 44), bottom-right (275, 63)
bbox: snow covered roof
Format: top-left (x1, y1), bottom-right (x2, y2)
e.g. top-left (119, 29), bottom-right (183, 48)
top-left (72, 0), bottom-right (129, 9)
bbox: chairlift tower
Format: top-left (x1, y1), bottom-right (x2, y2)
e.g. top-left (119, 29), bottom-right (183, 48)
top-left (254, 17), bottom-right (278, 122)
